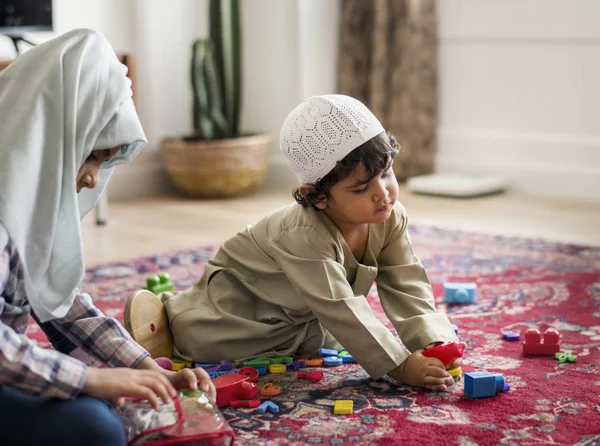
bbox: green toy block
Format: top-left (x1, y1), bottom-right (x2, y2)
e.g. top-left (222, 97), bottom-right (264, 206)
top-left (268, 356), bottom-right (293, 365)
top-left (555, 352), bottom-right (577, 363)
top-left (146, 273), bottom-right (174, 294)
top-left (243, 358), bottom-right (271, 368)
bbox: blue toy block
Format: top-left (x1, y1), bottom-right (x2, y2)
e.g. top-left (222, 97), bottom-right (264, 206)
top-left (318, 348), bottom-right (339, 357)
top-left (452, 324), bottom-right (459, 334)
top-left (257, 400), bottom-right (280, 414)
top-left (146, 273), bottom-right (175, 295)
top-left (464, 371), bottom-right (506, 398)
top-left (444, 282), bottom-right (476, 304)
top-left (323, 356), bottom-right (343, 367)
top-left (255, 366), bottom-right (267, 376)
top-left (208, 369), bottom-right (238, 379)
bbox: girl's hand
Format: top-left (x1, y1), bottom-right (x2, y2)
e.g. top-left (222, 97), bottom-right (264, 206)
top-left (82, 367), bottom-right (177, 409)
top-left (161, 368), bottom-right (217, 402)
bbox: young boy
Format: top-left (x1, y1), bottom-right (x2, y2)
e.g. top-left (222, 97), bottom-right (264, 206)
top-left (128, 95), bottom-right (462, 391)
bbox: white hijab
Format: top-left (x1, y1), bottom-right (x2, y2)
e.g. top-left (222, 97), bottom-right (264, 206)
top-left (0, 29), bottom-right (147, 322)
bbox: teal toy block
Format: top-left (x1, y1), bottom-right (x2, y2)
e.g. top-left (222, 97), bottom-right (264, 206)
top-left (444, 282), bottom-right (476, 304)
top-left (464, 371), bottom-right (507, 398)
top-left (146, 273), bottom-right (175, 294)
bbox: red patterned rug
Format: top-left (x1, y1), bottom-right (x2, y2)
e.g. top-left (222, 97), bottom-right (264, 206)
top-left (26, 226), bottom-right (600, 445)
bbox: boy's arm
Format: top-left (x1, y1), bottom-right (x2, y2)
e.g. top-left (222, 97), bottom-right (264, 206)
top-left (376, 209), bottom-right (458, 351)
top-left (271, 230), bottom-right (410, 380)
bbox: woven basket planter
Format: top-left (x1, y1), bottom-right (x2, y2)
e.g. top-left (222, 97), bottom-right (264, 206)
top-left (160, 133), bottom-right (272, 198)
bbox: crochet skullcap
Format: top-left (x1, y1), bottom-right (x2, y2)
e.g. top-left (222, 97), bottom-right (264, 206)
top-left (280, 94), bottom-right (385, 184)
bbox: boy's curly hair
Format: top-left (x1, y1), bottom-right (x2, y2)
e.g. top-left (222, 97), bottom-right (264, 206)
top-left (293, 131), bottom-right (400, 208)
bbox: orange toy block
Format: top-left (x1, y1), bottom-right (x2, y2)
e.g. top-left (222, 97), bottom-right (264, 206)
top-left (260, 383), bottom-right (281, 397)
top-left (294, 356), bottom-right (324, 367)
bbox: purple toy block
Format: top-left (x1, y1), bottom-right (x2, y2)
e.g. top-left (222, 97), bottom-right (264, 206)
top-left (502, 331), bottom-right (520, 341)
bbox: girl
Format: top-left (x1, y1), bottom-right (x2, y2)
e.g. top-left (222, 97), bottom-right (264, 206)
top-left (127, 95), bottom-right (462, 392)
top-left (0, 29), bottom-right (215, 446)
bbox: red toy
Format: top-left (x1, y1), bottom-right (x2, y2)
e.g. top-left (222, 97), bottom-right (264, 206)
top-left (230, 399), bottom-right (260, 408)
top-left (422, 341), bottom-right (465, 366)
top-left (212, 373), bottom-right (258, 408)
top-left (297, 370), bottom-right (324, 381)
top-left (523, 328), bottom-right (560, 356)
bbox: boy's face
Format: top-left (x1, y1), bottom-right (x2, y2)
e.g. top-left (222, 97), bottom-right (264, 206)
top-left (317, 162), bottom-right (398, 228)
top-left (76, 146), bottom-right (122, 193)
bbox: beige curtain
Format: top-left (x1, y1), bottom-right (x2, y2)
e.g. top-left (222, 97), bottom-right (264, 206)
top-left (337, 0), bottom-right (437, 180)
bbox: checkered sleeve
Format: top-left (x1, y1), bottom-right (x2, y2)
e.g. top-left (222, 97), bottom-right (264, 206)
top-left (49, 290), bottom-right (150, 369)
top-left (0, 247), bottom-right (87, 399)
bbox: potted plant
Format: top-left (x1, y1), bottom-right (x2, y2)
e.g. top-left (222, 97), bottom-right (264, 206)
top-left (161, 0), bottom-right (272, 197)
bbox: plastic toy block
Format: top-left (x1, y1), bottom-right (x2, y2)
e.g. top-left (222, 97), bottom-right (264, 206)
top-left (268, 356), bottom-right (293, 365)
top-left (323, 356), bottom-right (343, 367)
top-left (422, 341), bottom-right (465, 366)
top-left (268, 364), bottom-right (287, 374)
top-left (555, 352), bottom-right (577, 363)
top-left (452, 324), bottom-right (459, 334)
top-left (212, 373), bottom-right (258, 407)
top-left (146, 273), bottom-right (175, 295)
top-left (243, 358), bottom-right (271, 368)
top-left (463, 371), bottom-right (507, 398)
top-left (444, 282), bottom-right (476, 304)
top-left (219, 360), bottom-right (233, 371)
top-left (503, 384), bottom-right (511, 392)
top-left (297, 370), bottom-right (323, 381)
top-left (237, 367), bottom-right (259, 382)
top-left (209, 369), bottom-right (238, 379)
top-left (255, 366), bottom-right (267, 376)
top-left (337, 351), bottom-right (356, 363)
top-left (447, 366), bottom-right (462, 382)
top-left (295, 360), bottom-right (307, 368)
top-left (523, 328), bottom-right (560, 356)
top-left (172, 358), bottom-right (193, 368)
top-left (295, 356), bottom-right (324, 367)
top-left (155, 357), bottom-right (172, 371)
top-left (260, 383), bottom-right (281, 397)
top-left (258, 400), bottom-right (280, 414)
top-left (318, 348), bottom-right (339, 357)
top-left (171, 362), bottom-right (185, 371)
top-left (334, 400), bottom-right (353, 415)
top-left (230, 399), bottom-right (260, 408)
top-left (502, 331), bottom-right (520, 341)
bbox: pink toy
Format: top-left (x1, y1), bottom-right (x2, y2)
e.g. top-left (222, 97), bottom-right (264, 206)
top-left (155, 357), bottom-right (173, 371)
top-left (422, 341), bottom-right (465, 366)
top-left (523, 328), bottom-right (560, 356)
top-left (212, 373), bottom-right (258, 408)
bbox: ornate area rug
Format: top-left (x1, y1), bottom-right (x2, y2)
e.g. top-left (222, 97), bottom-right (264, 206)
top-left (27, 226), bottom-right (600, 445)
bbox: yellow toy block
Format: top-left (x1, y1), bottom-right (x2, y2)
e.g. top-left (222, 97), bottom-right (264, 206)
top-left (171, 362), bottom-right (185, 371)
top-left (447, 366), bottom-right (462, 382)
top-left (268, 364), bottom-right (286, 374)
top-left (334, 400), bottom-right (353, 415)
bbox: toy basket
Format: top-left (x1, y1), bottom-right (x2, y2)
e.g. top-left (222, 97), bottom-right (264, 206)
top-left (119, 388), bottom-right (234, 445)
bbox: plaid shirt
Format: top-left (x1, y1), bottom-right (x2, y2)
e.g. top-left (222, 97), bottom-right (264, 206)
top-left (0, 240), bottom-right (149, 399)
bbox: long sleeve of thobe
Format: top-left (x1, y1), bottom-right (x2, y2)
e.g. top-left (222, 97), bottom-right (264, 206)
top-left (270, 228), bottom-right (410, 380)
top-left (376, 214), bottom-right (458, 352)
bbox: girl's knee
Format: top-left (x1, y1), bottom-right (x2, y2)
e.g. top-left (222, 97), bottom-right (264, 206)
top-left (67, 397), bottom-right (126, 446)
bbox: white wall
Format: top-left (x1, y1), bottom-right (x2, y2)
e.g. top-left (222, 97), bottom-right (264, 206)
top-left (0, 0), bottom-right (339, 199)
top-left (437, 0), bottom-right (600, 202)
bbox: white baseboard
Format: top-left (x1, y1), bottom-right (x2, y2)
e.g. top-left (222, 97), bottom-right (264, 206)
top-left (436, 128), bottom-right (600, 202)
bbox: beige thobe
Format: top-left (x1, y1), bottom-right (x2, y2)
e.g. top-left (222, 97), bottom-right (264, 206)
top-left (162, 202), bottom-right (457, 379)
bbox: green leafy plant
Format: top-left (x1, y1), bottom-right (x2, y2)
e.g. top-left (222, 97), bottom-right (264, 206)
top-left (191, 0), bottom-right (241, 140)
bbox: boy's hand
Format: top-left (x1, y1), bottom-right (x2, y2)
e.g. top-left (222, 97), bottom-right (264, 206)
top-left (388, 350), bottom-right (454, 391)
top-left (162, 368), bottom-right (217, 403)
top-left (425, 341), bottom-right (468, 371)
top-left (82, 367), bottom-right (177, 410)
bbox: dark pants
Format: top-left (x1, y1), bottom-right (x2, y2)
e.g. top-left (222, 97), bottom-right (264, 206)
top-left (0, 315), bottom-right (126, 445)
top-left (0, 385), bottom-right (126, 446)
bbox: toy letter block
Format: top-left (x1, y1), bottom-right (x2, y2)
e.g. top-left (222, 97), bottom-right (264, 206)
top-left (260, 383), bottom-right (281, 397)
top-left (444, 282), bottom-right (476, 304)
top-left (338, 350), bottom-right (356, 363)
top-left (318, 348), bottom-right (339, 357)
top-left (294, 356), bottom-right (324, 367)
top-left (258, 400), bottom-right (280, 414)
top-left (268, 364), bottom-right (286, 374)
top-left (464, 371), bottom-right (507, 398)
top-left (297, 370), bottom-right (323, 381)
top-left (146, 273), bottom-right (174, 295)
top-left (422, 341), bottom-right (465, 367)
top-left (323, 356), bottom-right (343, 367)
top-left (555, 352), bottom-right (577, 363)
top-left (522, 328), bottom-right (560, 356)
top-left (334, 400), bottom-right (353, 415)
